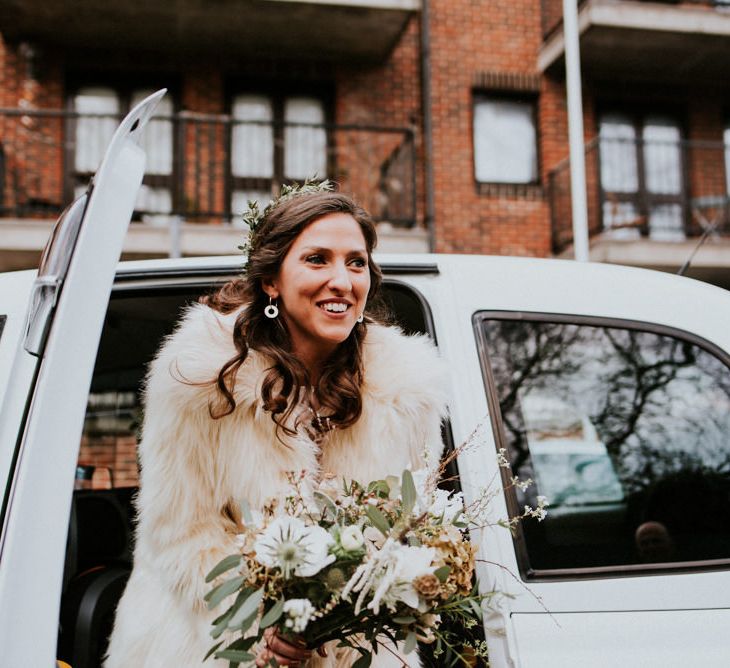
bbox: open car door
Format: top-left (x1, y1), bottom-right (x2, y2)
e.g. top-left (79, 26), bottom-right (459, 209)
top-left (0, 90), bottom-right (165, 666)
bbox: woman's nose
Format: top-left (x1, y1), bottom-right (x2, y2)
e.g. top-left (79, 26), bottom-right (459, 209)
top-left (327, 262), bottom-right (352, 291)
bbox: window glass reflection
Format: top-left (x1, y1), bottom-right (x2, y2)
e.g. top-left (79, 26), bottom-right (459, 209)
top-left (481, 317), bottom-right (730, 572)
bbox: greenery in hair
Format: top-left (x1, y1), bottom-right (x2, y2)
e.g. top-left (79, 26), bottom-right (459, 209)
top-left (239, 178), bottom-right (335, 273)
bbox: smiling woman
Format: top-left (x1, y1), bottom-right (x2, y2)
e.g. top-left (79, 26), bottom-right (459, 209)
top-left (104, 186), bottom-right (449, 668)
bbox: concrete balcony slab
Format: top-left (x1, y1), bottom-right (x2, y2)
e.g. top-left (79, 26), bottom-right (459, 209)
top-left (540, 0), bottom-right (730, 84)
top-left (0, 0), bottom-right (419, 63)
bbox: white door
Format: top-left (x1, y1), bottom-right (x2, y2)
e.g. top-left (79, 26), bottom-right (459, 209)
top-left (437, 255), bottom-right (730, 667)
top-left (0, 90), bottom-right (166, 667)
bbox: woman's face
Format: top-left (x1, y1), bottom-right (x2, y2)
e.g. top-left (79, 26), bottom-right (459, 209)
top-left (264, 212), bottom-right (371, 365)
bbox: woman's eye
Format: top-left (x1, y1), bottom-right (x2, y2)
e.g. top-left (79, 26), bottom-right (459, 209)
top-left (349, 257), bottom-right (367, 268)
top-left (305, 254), bottom-right (325, 264)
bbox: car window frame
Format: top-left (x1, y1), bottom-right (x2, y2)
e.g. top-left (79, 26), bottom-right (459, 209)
top-left (474, 309), bottom-right (730, 581)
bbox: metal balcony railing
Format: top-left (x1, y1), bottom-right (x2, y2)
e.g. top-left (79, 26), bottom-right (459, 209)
top-left (542, 0), bottom-right (730, 39)
top-left (0, 108), bottom-right (418, 228)
top-left (548, 136), bottom-right (730, 254)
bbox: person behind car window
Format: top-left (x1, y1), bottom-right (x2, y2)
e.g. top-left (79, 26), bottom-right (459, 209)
top-left (635, 520), bottom-right (676, 563)
top-left (104, 185), bottom-right (448, 668)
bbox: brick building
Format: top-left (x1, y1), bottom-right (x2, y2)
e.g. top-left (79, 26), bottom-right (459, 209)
top-left (3, 0), bottom-right (730, 286)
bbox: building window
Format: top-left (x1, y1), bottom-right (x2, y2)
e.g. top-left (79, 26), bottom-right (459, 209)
top-left (476, 312), bottom-right (730, 577)
top-left (473, 94), bottom-right (538, 184)
top-left (599, 112), bottom-right (685, 241)
top-left (71, 86), bottom-right (174, 219)
top-left (230, 94), bottom-right (327, 217)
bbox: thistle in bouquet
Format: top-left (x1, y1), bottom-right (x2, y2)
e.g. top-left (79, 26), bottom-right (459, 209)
top-left (203, 465), bottom-right (495, 668)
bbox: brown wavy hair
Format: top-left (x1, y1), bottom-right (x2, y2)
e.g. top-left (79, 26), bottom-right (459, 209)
top-left (200, 190), bottom-right (383, 437)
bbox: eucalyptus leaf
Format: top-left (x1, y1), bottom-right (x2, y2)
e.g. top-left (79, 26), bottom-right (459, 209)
top-left (210, 611), bottom-right (233, 639)
top-left (367, 480), bottom-right (390, 498)
top-left (401, 469), bottom-right (417, 514)
top-left (313, 491), bottom-right (338, 517)
top-left (214, 649), bottom-right (255, 662)
top-left (403, 631), bottom-right (418, 655)
top-left (206, 575), bottom-right (246, 609)
top-left (203, 640), bottom-right (224, 661)
top-left (434, 565), bottom-right (451, 583)
top-left (227, 636), bottom-right (259, 651)
top-left (238, 609), bottom-right (259, 635)
top-left (352, 652), bottom-right (372, 668)
top-left (205, 554), bottom-right (243, 583)
top-left (228, 587), bottom-right (264, 628)
top-left (259, 598), bottom-right (285, 629)
top-left (366, 506), bottom-right (391, 536)
top-left (392, 616), bottom-right (417, 624)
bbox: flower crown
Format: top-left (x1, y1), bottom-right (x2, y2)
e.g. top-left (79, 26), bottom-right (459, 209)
top-left (239, 178), bottom-right (335, 274)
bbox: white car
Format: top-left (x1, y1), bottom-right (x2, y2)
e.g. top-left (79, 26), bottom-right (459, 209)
top-left (2, 92), bottom-right (730, 668)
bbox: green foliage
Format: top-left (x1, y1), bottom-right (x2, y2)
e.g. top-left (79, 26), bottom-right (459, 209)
top-left (239, 179), bottom-right (334, 274)
top-left (206, 554), bottom-right (243, 583)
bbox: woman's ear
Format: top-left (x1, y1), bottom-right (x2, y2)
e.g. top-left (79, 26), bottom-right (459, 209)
top-left (261, 277), bottom-right (279, 300)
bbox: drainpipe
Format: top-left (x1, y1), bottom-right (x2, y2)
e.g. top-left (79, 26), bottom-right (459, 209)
top-left (563, 0), bottom-right (590, 261)
top-left (420, 0), bottom-right (436, 253)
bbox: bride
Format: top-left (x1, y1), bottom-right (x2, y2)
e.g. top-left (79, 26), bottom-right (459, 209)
top-left (105, 185), bottom-right (449, 667)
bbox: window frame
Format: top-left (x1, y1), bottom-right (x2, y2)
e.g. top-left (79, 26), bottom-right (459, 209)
top-left (474, 309), bottom-right (730, 581)
top-left (65, 77), bottom-right (179, 219)
top-left (225, 84), bottom-right (333, 214)
top-left (597, 106), bottom-right (690, 238)
top-left (472, 90), bottom-right (540, 188)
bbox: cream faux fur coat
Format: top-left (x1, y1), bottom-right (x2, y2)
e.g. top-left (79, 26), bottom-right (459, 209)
top-left (105, 303), bottom-right (449, 668)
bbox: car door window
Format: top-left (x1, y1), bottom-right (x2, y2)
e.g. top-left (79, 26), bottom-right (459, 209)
top-left (476, 313), bottom-right (730, 577)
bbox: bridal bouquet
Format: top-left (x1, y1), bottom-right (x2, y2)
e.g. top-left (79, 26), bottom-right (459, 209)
top-left (204, 466), bottom-right (495, 667)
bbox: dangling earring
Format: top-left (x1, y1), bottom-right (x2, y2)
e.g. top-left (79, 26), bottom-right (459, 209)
top-left (357, 313), bottom-right (364, 324)
top-left (264, 297), bottom-right (279, 319)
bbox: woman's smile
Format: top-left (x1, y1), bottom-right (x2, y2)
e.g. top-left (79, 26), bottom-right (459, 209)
top-left (317, 299), bottom-right (352, 316)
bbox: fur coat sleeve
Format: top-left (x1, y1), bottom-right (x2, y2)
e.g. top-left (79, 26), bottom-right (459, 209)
top-left (106, 303), bottom-right (450, 668)
top-left (132, 304), bottom-right (246, 609)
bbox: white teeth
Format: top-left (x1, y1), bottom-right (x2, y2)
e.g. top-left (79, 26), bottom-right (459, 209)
top-left (321, 302), bottom-right (348, 313)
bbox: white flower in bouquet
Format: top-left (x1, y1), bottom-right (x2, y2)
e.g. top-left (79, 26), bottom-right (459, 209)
top-left (339, 525), bottom-right (364, 552)
top-left (343, 538), bottom-right (436, 614)
top-left (428, 488), bottom-right (464, 522)
top-left (282, 598), bottom-right (316, 633)
top-left (254, 516), bottom-right (335, 579)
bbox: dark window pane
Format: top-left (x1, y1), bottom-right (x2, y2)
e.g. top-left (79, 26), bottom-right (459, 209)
top-left (479, 316), bottom-right (730, 574)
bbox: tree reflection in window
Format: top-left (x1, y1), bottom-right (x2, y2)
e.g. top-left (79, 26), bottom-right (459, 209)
top-left (480, 317), bottom-right (730, 572)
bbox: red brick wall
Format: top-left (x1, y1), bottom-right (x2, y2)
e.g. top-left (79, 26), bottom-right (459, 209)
top-left (335, 16), bottom-right (425, 226)
top-left (0, 37), bottom-right (65, 213)
top-left (181, 69), bottom-right (227, 221)
top-left (78, 434), bottom-right (139, 489)
top-left (427, 0), bottom-right (554, 255)
top-left (686, 93), bottom-right (726, 235)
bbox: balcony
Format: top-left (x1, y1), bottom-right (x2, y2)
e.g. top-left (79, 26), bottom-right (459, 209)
top-left (0, 0), bottom-right (418, 63)
top-left (0, 106), bottom-right (424, 270)
top-left (548, 134), bottom-right (730, 284)
top-left (539, 0), bottom-right (730, 84)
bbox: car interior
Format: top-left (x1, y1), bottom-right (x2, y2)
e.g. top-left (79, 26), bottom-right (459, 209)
top-left (56, 277), bottom-right (450, 668)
